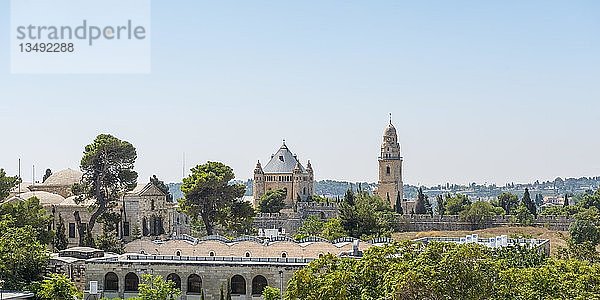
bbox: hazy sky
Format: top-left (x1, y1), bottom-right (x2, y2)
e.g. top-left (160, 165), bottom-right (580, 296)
top-left (1, 1), bottom-right (599, 186)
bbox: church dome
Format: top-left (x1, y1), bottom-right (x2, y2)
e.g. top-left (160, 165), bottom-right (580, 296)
top-left (43, 168), bottom-right (83, 186)
top-left (10, 191), bottom-right (65, 206)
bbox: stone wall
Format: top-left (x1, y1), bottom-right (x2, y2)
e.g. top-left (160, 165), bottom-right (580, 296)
top-left (84, 256), bottom-right (308, 299)
top-left (395, 215), bottom-right (573, 232)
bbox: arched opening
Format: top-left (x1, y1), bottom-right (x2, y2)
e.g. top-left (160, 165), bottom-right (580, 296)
top-left (124, 272), bottom-right (139, 292)
top-left (251, 275), bottom-right (268, 296)
top-left (231, 275), bottom-right (246, 295)
top-left (104, 272), bottom-right (118, 291)
top-left (187, 274), bottom-right (202, 294)
top-left (209, 251), bottom-right (215, 257)
top-left (281, 252), bottom-right (287, 258)
top-left (303, 187), bottom-right (306, 195)
top-left (245, 252), bottom-right (251, 258)
top-left (166, 273), bottom-right (181, 290)
top-left (176, 250), bottom-right (181, 256)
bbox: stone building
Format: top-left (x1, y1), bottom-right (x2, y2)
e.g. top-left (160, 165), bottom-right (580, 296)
top-left (253, 141), bottom-right (314, 207)
top-left (53, 236), bottom-right (375, 299)
top-left (375, 118), bottom-right (415, 214)
top-left (3, 168), bottom-right (190, 247)
top-left (121, 182), bottom-right (190, 242)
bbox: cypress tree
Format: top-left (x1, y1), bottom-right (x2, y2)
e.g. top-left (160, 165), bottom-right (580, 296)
top-left (564, 193), bottom-right (569, 208)
top-left (522, 188), bottom-right (536, 217)
top-left (53, 214), bottom-right (69, 250)
top-left (415, 187), bottom-right (427, 214)
top-left (396, 191), bottom-right (403, 215)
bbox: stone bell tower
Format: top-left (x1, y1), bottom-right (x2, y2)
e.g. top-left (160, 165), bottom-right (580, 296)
top-left (377, 115), bottom-right (403, 209)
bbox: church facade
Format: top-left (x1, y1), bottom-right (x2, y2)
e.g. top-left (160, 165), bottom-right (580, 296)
top-left (253, 142), bottom-right (314, 207)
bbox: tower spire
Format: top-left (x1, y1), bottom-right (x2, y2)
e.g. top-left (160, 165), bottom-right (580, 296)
top-left (389, 112), bottom-right (392, 124)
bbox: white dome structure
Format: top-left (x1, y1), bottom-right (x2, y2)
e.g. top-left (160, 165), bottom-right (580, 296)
top-left (42, 168), bottom-right (83, 186)
top-left (8, 191), bottom-right (65, 206)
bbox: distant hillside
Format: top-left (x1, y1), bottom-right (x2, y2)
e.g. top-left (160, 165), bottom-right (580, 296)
top-left (169, 176), bottom-right (600, 202)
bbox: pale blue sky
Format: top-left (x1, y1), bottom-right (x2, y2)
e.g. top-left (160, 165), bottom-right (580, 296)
top-left (1, 1), bottom-right (599, 186)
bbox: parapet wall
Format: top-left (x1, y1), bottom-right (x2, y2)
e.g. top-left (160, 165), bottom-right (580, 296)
top-left (396, 215), bottom-right (573, 232)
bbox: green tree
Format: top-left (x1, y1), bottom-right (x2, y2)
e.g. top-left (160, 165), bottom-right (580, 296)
top-left (258, 189), bottom-right (287, 213)
top-left (0, 168), bottom-right (20, 200)
top-left (339, 191), bottom-right (395, 239)
top-left (434, 195), bottom-right (444, 216)
top-left (37, 273), bottom-right (81, 300)
top-left (522, 188), bottom-right (537, 217)
top-left (53, 214), bottom-right (69, 250)
top-left (512, 204), bottom-right (534, 226)
top-left (395, 191), bottom-right (403, 215)
top-left (570, 207), bottom-right (600, 245)
top-left (0, 219), bottom-right (49, 290)
top-left (321, 218), bottom-right (347, 240)
top-left (221, 199), bottom-right (256, 235)
top-left (414, 188), bottom-right (428, 214)
top-left (179, 161), bottom-right (246, 236)
top-left (445, 194), bottom-right (471, 215)
top-left (564, 193), bottom-right (569, 208)
top-left (72, 134), bottom-right (138, 246)
top-left (42, 168), bottom-right (53, 183)
top-left (497, 192), bottom-right (519, 215)
top-left (296, 216), bottom-right (324, 239)
top-left (262, 286), bottom-right (281, 300)
top-left (137, 273), bottom-right (181, 300)
top-left (95, 233), bottom-right (124, 254)
top-left (459, 201), bottom-right (498, 228)
top-left (0, 196), bottom-right (54, 244)
top-left (150, 174), bottom-right (173, 202)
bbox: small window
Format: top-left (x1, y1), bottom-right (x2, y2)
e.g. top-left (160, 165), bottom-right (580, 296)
top-left (318, 253), bottom-right (324, 258)
top-left (386, 166), bottom-right (390, 175)
top-left (209, 251), bottom-right (215, 257)
top-left (279, 155), bottom-right (284, 162)
top-left (123, 222), bottom-right (130, 237)
top-left (176, 250), bottom-right (181, 256)
top-left (281, 252), bottom-right (287, 258)
top-left (151, 199), bottom-right (155, 210)
top-left (245, 252), bottom-right (251, 258)
top-left (68, 223), bottom-right (76, 238)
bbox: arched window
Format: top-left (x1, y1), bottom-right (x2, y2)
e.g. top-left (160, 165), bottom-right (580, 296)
top-left (104, 272), bottom-right (118, 291)
top-left (251, 275), bottom-right (268, 295)
top-left (124, 272), bottom-right (139, 292)
top-left (231, 275), bottom-right (246, 295)
top-left (303, 187), bottom-right (306, 195)
top-left (166, 273), bottom-right (181, 290)
top-left (281, 252), bottom-right (287, 258)
top-left (176, 250), bottom-right (181, 256)
top-left (386, 166), bottom-right (390, 175)
top-left (245, 252), bottom-right (251, 258)
top-left (187, 274), bottom-right (202, 294)
top-left (209, 251), bottom-right (215, 257)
